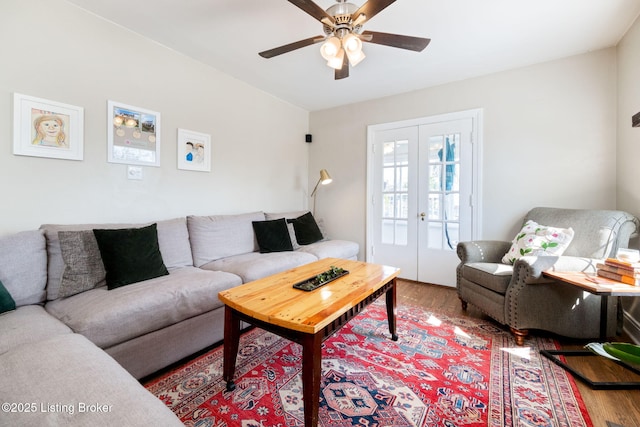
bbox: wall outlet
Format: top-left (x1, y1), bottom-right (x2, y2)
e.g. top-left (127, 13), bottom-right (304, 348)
top-left (127, 166), bottom-right (143, 180)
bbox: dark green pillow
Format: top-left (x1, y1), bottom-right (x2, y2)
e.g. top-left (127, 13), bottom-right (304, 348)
top-left (93, 223), bottom-right (169, 290)
top-left (288, 212), bottom-right (324, 245)
top-left (0, 280), bottom-right (16, 314)
top-left (252, 219), bottom-right (293, 253)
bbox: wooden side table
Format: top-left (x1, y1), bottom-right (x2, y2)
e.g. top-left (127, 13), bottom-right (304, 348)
top-left (540, 271), bottom-right (640, 389)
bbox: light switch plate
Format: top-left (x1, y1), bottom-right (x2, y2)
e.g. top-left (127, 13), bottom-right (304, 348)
top-left (127, 166), bottom-right (143, 180)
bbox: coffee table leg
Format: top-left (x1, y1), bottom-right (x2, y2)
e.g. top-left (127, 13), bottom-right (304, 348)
top-left (301, 333), bottom-right (323, 427)
top-left (386, 278), bottom-right (398, 341)
top-left (223, 306), bottom-right (241, 391)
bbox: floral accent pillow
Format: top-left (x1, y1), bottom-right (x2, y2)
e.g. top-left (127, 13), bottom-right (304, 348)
top-left (502, 220), bottom-right (575, 264)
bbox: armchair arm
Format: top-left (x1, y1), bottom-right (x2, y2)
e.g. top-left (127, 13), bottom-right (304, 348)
top-left (511, 255), bottom-right (600, 284)
top-left (457, 240), bottom-right (511, 264)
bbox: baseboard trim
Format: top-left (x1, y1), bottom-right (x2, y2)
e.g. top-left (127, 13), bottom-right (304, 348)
top-left (623, 309), bottom-right (640, 344)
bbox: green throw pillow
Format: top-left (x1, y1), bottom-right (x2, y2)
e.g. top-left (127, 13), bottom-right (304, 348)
top-left (0, 280), bottom-right (16, 314)
top-left (252, 219), bottom-right (294, 253)
top-left (93, 223), bottom-right (169, 290)
top-left (288, 212), bottom-right (324, 245)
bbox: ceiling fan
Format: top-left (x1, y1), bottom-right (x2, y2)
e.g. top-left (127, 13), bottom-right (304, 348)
top-left (259, 0), bottom-right (431, 80)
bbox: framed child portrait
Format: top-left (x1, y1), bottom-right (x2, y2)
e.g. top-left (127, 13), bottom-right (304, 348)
top-left (177, 128), bottom-right (211, 172)
top-left (107, 100), bottom-right (161, 167)
top-left (13, 93), bottom-right (84, 161)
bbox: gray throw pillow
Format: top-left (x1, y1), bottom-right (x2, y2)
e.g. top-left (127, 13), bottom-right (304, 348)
top-left (58, 230), bottom-right (106, 298)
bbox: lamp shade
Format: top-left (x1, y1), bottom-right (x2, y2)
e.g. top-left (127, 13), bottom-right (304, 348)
top-left (320, 36), bottom-right (341, 61)
top-left (311, 169), bottom-right (332, 197)
top-left (319, 169), bottom-right (332, 185)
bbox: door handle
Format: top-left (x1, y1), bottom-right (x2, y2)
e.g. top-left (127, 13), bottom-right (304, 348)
top-left (420, 212), bottom-right (426, 221)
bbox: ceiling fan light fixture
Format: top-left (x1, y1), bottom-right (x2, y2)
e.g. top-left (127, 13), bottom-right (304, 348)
top-left (342, 32), bottom-right (362, 53)
top-left (346, 48), bottom-right (365, 67)
top-left (342, 32), bottom-right (364, 66)
top-left (320, 36), bottom-right (341, 60)
top-left (327, 48), bottom-right (345, 69)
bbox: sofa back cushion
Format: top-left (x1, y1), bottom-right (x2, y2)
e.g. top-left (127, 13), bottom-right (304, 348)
top-left (0, 230), bottom-right (48, 306)
top-left (41, 217), bottom-right (193, 301)
top-left (524, 207), bottom-right (639, 259)
top-left (188, 212), bottom-right (265, 267)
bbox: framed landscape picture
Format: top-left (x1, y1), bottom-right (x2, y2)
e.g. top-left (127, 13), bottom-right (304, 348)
top-left (13, 93), bottom-right (84, 161)
top-left (107, 100), bottom-right (161, 167)
top-left (177, 128), bottom-right (211, 172)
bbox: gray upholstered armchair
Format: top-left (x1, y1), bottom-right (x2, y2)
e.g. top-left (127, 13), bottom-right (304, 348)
top-left (456, 207), bottom-right (639, 345)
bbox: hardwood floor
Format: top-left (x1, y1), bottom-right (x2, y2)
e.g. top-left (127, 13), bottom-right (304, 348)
top-left (397, 279), bottom-right (640, 427)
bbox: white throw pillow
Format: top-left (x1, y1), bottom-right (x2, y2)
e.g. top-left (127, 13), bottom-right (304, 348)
top-left (502, 220), bottom-right (575, 264)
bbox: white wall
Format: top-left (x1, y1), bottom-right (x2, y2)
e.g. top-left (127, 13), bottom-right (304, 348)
top-left (616, 14), bottom-right (640, 342)
top-left (310, 49), bottom-right (618, 262)
top-left (0, 0), bottom-right (309, 235)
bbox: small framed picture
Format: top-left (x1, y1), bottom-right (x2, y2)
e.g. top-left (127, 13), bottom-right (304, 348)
top-left (107, 100), bottom-right (161, 167)
top-left (177, 128), bottom-right (211, 172)
top-left (13, 93), bottom-right (84, 161)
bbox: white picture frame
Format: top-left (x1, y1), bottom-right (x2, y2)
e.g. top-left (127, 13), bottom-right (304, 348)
top-left (177, 128), bottom-right (211, 172)
top-left (107, 100), bottom-right (161, 167)
top-left (13, 93), bottom-right (84, 161)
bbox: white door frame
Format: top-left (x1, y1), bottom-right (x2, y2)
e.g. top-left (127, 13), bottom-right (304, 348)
top-left (365, 109), bottom-right (483, 266)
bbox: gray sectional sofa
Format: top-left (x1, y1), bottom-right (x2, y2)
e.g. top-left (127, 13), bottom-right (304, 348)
top-left (0, 211), bottom-right (358, 426)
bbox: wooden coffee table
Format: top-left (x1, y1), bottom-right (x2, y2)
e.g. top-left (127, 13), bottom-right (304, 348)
top-left (218, 258), bottom-right (400, 427)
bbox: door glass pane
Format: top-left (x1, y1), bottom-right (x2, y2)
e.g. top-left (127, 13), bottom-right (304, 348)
top-left (383, 167), bottom-right (395, 191)
top-left (396, 140), bottom-right (409, 165)
top-left (428, 136), bottom-right (443, 161)
top-left (397, 166), bottom-right (408, 191)
top-left (383, 142), bottom-right (395, 166)
top-left (428, 194), bottom-right (441, 220)
top-left (444, 193), bottom-right (459, 221)
top-left (395, 220), bottom-right (408, 245)
top-left (448, 164), bottom-right (460, 192)
top-left (383, 194), bottom-right (394, 217)
top-left (428, 223), bottom-right (443, 249)
top-left (381, 219), bottom-right (394, 244)
top-left (444, 223), bottom-right (459, 250)
top-left (397, 194), bottom-right (408, 218)
top-left (428, 165), bottom-right (441, 191)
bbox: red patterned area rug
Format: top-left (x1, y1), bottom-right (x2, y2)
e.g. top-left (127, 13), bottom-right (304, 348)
top-left (144, 301), bottom-right (592, 427)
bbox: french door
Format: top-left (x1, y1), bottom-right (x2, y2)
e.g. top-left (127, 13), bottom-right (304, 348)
top-left (367, 110), bottom-right (481, 286)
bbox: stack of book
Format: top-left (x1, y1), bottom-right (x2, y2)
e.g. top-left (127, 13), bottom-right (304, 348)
top-left (596, 258), bottom-right (640, 286)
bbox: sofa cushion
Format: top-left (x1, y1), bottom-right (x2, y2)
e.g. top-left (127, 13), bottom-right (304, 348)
top-left (188, 212), bottom-right (265, 267)
top-left (0, 230), bottom-right (47, 306)
top-left (0, 333), bottom-right (183, 427)
top-left (41, 217), bottom-right (193, 300)
top-left (265, 210), bottom-right (307, 249)
top-left (461, 262), bottom-right (513, 294)
top-left (297, 239), bottom-right (359, 260)
top-left (201, 251), bottom-right (318, 283)
top-left (93, 224), bottom-right (169, 289)
top-left (252, 218), bottom-right (293, 253)
top-left (58, 230), bottom-right (106, 297)
top-left (0, 280), bottom-right (16, 314)
top-left (288, 212), bottom-right (324, 245)
top-left (0, 305), bottom-right (71, 355)
top-left (502, 220), bottom-right (574, 264)
top-left (44, 267), bottom-right (242, 349)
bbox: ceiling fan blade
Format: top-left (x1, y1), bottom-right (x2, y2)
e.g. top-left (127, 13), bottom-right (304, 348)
top-left (288, 0), bottom-right (335, 25)
top-left (351, 0), bottom-right (396, 24)
top-left (259, 36), bottom-right (324, 58)
top-left (335, 54), bottom-right (349, 80)
top-left (361, 30), bottom-right (431, 52)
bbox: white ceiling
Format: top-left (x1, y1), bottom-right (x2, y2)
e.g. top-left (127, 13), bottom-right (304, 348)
top-left (66, 0), bottom-right (640, 112)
